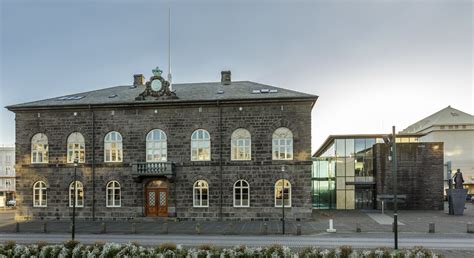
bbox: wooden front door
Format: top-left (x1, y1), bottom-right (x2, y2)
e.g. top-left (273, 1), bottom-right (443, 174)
top-left (145, 180), bottom-right (168, 217)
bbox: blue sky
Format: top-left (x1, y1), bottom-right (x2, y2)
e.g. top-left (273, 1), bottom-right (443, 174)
top-left (1, 0), bottom-right (472, 152)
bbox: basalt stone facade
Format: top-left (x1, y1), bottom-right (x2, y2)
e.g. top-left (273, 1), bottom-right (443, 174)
top-left (374, 142), bottom-right (444, 210)
top-left (8, 74), bottom-right (317, 221)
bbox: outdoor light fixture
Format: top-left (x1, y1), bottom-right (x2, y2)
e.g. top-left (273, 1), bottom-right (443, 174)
top-left (72, 158), bottom-right (78, 241)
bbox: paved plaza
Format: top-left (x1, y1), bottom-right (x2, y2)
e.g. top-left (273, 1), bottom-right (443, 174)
top-left (0, 203), bottom-right (473, 235)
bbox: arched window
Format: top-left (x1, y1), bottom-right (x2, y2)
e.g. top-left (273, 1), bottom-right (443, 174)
top-left (233, 180), bottom-right (250, 207)
top-left (231, 129), bottom-right (251, 160)
top-left (104, 131), bottom-right (123, 162)
top-left (67, 132), bottom-right (85, 163)
top-left (69, 181), bottom-right (84, 207)
top-left (191, 129), bottom-right (210, 161)
top-left (33, 181), bottom-right (47, 207)
top-left (272, 128), bottom-right (293, 160)
top-left (31, 133), bottom-right (49, 164)
top-left (146, 129), bottom-right (167, 162)
top-left (106, 181), bottom-right (121, 207)
top-left (193, 180), bottom-right (209, 207)
top-left (275, 179), bottom-right (291, 207)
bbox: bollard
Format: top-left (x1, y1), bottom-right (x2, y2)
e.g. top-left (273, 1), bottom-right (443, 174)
top-left (429, 223), bottom-right (435, 233)
top-left (296, 224), bottom-right (301, 236)
top-left (356, 223), bottom-right (361, 233)
top-left (100, 222), bottom-right (106, 234)
top-left (131, 223), bottom-right (137, 234)
top-left (196, 222), bottom-right (201, 235)
top-left (326, 219), bottom-right (336, 233)
top-left (15, 222), bottom-right (20, 233)
top-left (468, 222), bottom-right (474, 234)
top-left (43, 222), bottom-right (47, 233)
top-left (381, 201), bottom-right (385, 214)
top-left (262, 223), bottom-right (268, 235)
top-left (163, 222), bottom-right (168, 234)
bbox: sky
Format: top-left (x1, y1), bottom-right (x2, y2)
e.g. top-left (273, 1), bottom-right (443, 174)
top-left (0, 0), bottom-right (473, 153)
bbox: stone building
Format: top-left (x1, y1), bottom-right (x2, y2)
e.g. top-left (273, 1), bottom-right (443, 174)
top-left (0, 145), bottom-right (15, 206)
top-left (6, 69), bottom-right (318, 221)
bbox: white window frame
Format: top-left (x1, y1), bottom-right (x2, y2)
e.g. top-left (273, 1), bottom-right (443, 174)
top-left (69, 181), bottom-right (84, 207)
top-left (193, 180), bottom-right (209, 207)
top-left (191, 129), bottom-right (211, 161)
top-left (33, 181), bottom-right (47, 207)
top-left (231, 129), bottom-right (251, 161)
top-left (67, 132), bottom-right (86, 163)
top-left (233, 180), bottom-right (250, 207)
top-left (274, 179), bottom-right (292, 207)
top-left (104, 131), bottom-right (123, 163)
top-left (272, 127), bottom-right (294, 160)
top-left (106, 181), bottom-right (121, 207)
top-left (31, 133), bottom-right (49, 164)
top-left (146, 129), bottom-right (167, 162)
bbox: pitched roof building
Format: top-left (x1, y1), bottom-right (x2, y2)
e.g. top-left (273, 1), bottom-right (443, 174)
top-left (7, 69), bottom-right (318, 221)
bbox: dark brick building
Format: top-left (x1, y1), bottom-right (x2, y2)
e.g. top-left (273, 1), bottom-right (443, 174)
top-left (7, 69), bottom-right (318, 221)
top-left (374, 142), bottom-right (444, 210)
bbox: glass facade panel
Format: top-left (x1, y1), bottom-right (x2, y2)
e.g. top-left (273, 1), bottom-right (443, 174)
top-left (335, 139), bottom-right (345, 157)
top-left (355, 139), bottom-right (365, 154)
top-left (345, 157), bottom-right (355, 176)
top-left (336, 190), bottom-right (346, 209)
top-left (311, 158), bottom-right (336, 209)
top-left (345, 139), bottom-right (354, 157)
top-left (336, 158), bottom-right (345, 177)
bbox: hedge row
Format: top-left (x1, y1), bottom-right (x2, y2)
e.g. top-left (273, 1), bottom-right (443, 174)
top-left (0, 241), bottom-right (442, 258)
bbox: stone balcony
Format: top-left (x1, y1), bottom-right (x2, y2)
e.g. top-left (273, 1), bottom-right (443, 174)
top-left (132, 162), bottom-right (175, 182)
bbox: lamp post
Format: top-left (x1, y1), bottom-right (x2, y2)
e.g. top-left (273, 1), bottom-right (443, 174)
top-left (391, 126), bottom-right (398, 250)
top-left (281, 165), bottom-right (285, 235)
top-left (72, 158), bottom-right (78, 241)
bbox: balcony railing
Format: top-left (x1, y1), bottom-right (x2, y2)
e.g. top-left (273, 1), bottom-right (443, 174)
top-left (132, 162), bottom-right (175, 179)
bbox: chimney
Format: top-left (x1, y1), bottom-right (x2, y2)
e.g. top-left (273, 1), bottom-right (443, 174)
top-left (221, 70), bottom-right (231, 85)
top-left (133, 74), bottom-right (145, 86)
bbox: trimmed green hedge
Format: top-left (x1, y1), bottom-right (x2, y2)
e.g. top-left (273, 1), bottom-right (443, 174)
top-left (0, 241), bottom-right (442, 258)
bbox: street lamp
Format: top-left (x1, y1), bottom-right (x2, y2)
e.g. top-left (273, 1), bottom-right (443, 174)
top-left (391, 126), bottom-right (398, 250)
top-left (281, 165), bottom-right (285, 235)
top-left (72, 158), bottom-right (78, 241)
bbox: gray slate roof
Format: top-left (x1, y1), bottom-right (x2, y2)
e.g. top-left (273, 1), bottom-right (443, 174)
top-left (7, 81), bottom-right (317, 110)
top-left (401, 106), bottom-right (474, 134)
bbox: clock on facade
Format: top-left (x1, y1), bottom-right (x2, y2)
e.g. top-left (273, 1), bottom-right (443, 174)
top-left (135, 66), bottom-right (178, 100)
top-left (151, 79), bottom-right (162, 92)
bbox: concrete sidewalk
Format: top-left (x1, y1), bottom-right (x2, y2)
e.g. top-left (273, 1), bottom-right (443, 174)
top-left (1, 203), bottom-right (472, 235)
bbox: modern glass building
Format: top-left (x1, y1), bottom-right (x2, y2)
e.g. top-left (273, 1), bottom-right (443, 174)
top-left (312, 135), bottom-right (419, 210)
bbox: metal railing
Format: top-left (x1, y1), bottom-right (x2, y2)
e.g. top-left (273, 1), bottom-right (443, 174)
top-left (132, 162), bottom-right (174, 177)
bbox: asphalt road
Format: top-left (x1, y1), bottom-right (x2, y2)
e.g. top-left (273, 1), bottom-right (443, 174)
top-left (1, 232), bottom-right (474, 251)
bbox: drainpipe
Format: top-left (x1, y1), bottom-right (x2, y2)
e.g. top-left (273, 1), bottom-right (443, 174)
top-left (218, 101), bottom-right (223, 221)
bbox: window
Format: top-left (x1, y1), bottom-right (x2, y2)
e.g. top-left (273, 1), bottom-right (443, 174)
top-left (106, 181), bottom-right (121, 207)
top-left (193, 180), bottom-right (209, 207)
top-left (31, 133), bottom-right (49, 164)
top-left (33, 181), bottom-right (47, 207)
top-left (233, 180), bottom-right (250, 207)
top-left (67, 132), bottom-right (85, 163)
top-left (146, 129), bottom-right (167, 162)
top-left (275, 179), bottom-right (291, 207)
top-left (104, 131), bottom-right (123, 162)
top-left (191, 129), bottom-right (210, 161)
top-left (231, 129), bottom-right (251, 160)
top-left (69, 181), bottom-right (84, 207)
top-left (272, 128), bottom-right (293, 160)
top-left (5, 179), bottom-right (11, 188)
